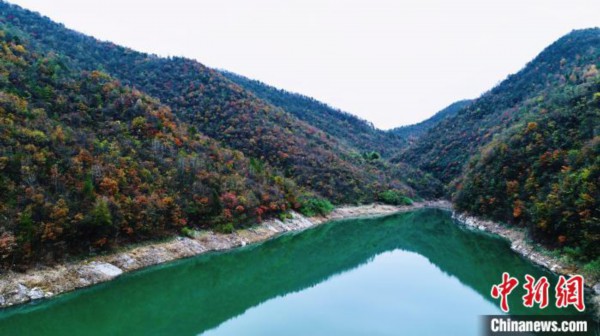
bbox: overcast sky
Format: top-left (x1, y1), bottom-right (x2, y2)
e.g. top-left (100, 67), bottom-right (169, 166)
top-left (7, 0), bottom-right (600, 129)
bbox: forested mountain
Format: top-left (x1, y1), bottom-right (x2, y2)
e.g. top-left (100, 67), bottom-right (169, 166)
top-left (0, 1), bottom-right (442, 267)
top-left (220, 71), bottom-right (405, 157)
top-left (0, 29), bottom-right (309, 266)
top-left (398, 28), bottom-right (600, 262)
top-left (398, 29), bottom-right (600, 185)
top-left (390, 100), bottom-right (472, 143)
top-left (0, 1), bottom-right (420, 207)
top-left (455, 79), bottom-right (600, 261)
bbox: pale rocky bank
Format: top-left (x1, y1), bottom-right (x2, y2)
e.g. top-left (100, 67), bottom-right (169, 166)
top-left (0, 200), bottom-right (450, 308)
top-left (453, 212), bottom-right (600, 318)
top-left (3, 200), bottom-right (597, 319)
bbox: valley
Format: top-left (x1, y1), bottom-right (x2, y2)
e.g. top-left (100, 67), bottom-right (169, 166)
top-left (0, 1), bottom-right (597, 331)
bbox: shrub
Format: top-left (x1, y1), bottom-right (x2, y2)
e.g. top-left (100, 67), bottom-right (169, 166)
top-left (378, 190), bottom-right (413, 206)
top-left (562, 246), bottom-right (583, 262)
top-left (217, 223), bottom-right (235, 234)
top-left (181, 227), bottom-right (195, 238)
top-left (278, 212), bottom-right (293, 221)
top-left (90, 198), bottom-right (112, 227)
top-left (583, 258), bottom-right (600, 278)
top-left (362, 151), bottom-right (381, 162)
top-left (298, 196), bottom-right (334, 217)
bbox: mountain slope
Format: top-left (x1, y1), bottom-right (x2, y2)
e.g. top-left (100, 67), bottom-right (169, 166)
top-left (0, 30), bottom-right (306, 266)
top-left (390, 99), bottom-right (472, 143)
top-left (454, 78), bottom-right (600, 260)
top-left (0, 1), bottom-right (448, 268)
top-left (0, 1), bottom-right (414, 204)
top-left (220, 71), bottom-right (406, 157)
top-left (398, 28), bottom-right (600, 185)
top-left (399, 28), bottom-right (600, 261)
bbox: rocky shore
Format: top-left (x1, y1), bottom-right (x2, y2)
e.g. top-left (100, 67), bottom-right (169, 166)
top-left (452, 212), bottom-right (600, 317)
top-left (0, 200), bottom-right (450, 309)
top-left (5, 199), bottom-right (594, 318)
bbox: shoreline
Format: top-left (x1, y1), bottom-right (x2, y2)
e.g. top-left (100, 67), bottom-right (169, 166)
top-left (1, 199), bottom-right (596, 317)
top-left (0, 200), bottom-right (451, 309)
top-left (452, 212), bottom-right (600, 317)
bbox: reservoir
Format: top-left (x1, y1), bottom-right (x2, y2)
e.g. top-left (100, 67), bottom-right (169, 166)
top-left (0, 209), bottom-right (589, 335)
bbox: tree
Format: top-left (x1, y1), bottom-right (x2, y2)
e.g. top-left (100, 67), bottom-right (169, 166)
top-left (90, 198), bottom-right (112, 228)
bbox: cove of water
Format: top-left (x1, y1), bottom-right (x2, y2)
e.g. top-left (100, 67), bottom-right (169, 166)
top-left (0, 209), bottom-right (591, 335)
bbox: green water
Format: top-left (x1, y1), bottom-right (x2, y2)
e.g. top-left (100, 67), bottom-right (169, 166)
top-left (0, 209), bottom-right (593, 335)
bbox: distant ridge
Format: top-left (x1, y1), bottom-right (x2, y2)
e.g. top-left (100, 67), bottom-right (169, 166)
top-left (389, 99), bottom-right (472, 142)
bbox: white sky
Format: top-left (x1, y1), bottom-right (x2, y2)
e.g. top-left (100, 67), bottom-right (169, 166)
top-left (7, 0), bottom-right (600, 129)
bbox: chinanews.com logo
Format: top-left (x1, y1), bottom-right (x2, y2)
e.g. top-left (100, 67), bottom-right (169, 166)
top-left (482, 273), bottom-right (600, 335)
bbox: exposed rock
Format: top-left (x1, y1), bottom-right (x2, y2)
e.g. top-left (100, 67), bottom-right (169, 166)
top-left (78, 262), bottom-right (123, 283)
top-left (591, 295), bottom-right (600, 321)
top-left (28, 287), bottom-right (44, 300)
top-left (15, 283), bottom-right (28, 296)
top-left (2, 283), bottom-right (31, 306)
top-left (594, 283), bottom-right (600, 295)
top-left (111, 254), bottom-right (137, 271)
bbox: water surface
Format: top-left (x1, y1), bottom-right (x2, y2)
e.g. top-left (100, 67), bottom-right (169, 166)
top-left (0, 209), bottom-right (590, 335)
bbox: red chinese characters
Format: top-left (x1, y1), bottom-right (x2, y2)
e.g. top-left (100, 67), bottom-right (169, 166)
top-left (555, 275), bottom-right (585, 312)
top-left (490, 273), bottom-right (586, 313)
top-left (491, 272), bottom-right (519, 312)
top-left (522, 275), bottom-right (549, 309)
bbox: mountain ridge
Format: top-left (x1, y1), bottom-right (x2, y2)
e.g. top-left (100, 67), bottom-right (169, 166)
top-left (220, 70), bottom-right (406, 157)
top-left (0, 1), bottom-right (437, 267)
top-left (390, 99), bottom-right (472, 143)
top-left (0, 0), bottom-right (421, 205)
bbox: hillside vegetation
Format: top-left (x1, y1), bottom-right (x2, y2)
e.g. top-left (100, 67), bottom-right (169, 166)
top-left (399, 28), bottom-right (600, 263)
top-left (398, 29), bottom-right (600, 185)
top-left (0, 2), bottom-right (438, 267)
top-left (390, 100), bottom-right (472, 143)
top-left (0, 30), bottom-right (312, 266)
top-left (0, 1), bottom-right (416, 205)
top-left (221, 71), bottom-right (406, 157)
